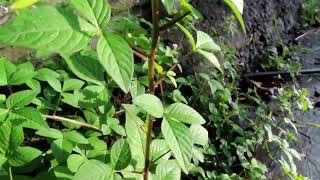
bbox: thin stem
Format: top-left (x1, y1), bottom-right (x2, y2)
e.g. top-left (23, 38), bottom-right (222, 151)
top-left (144, 0), bottom-right (161, 179)
top-left (53, 93), bottom-right (62, 116)
top-left (159, 11), bottom-right (191, 33)
top-left (42, 115), bottom-right (101, 131)
top-left (133, 49), bottom-right (149, 61)
top-left (9, 166), bottom-right (13, 180)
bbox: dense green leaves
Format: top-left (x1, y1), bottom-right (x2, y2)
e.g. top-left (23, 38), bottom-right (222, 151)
top-left (165, 103), bottom-right (205, 124)
top-left (97, 33), bottom-right (134, 92)
top-left (0, 4), bottom-right (96, 53)
top-left (0, 120), bottom-right (24, 155)
top-left (155, 160), bottom-right (181, 180)
top-left (133, 94), bottom-right (164, 118)
top-left (161, 118), bottom-right (193, 173)
top-left (111, 139), bottom-right (131, 170)
top-left (70, 0), bottom-right (111, 28)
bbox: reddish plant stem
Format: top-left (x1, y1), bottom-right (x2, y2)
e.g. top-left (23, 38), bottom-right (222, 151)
top-left (144, 0), bottom-right (160, 179)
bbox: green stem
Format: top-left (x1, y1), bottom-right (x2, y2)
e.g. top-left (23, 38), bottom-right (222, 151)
top-left (144, 0), bottom-right (161, 179)
top-left (9, 166), bottom-right (13, 180)
top-left (53, 93), bottom-right (62, 116)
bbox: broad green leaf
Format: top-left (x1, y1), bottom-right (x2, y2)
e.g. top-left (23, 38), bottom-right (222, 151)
top-left (224, 0), bottom-right (246, 33)
top-left (45, 76), bottom-right (61, 92)
top-left (11, 107), bottom-right (49, 130)
top-left (192, 147), bottom-right (204, 163)
top-left (196, 49), bottom-right (221, 71)
top-left (0, 4), bottom-right (96, 53)
top-left (0, 154), bottom-right (7, 168)
top-left (176, 23), bottom-right (196, 49)
top-left (130, 79), bottom-right (145, 99)
top-left (63, 131), bottom-right (89, 144)
top-left (150, 139), bottom-right (170, 163)
top-left (8, 62), bottom-right (36, 85)
top-left (110, 124), bottom-right (126, 136)
top-left (6, 90), bottom-right (39, 109)
top-left (51, 138), bottom-right (74, 163)
top-left (161, 0), bottom-right (175, 14)
top-left (196, 31), bottom-right (221, 52)
top-left (133, 94), bottom-right (164, 118)
top-left (97, 33), bottom-right (134, 92)
top-left (54, 166), bottom-right (73, 180)
top-left (26, 79), bottom-right (41, 92)
top-left (63, 54), bottom-right (104, 86)
top-left (111, 139), bottom-right (131, 170)
top-left (62, 79), bottom-right (84, 92)
top-left (0, 120), bottom-right (24, 154)
top-left (0, 58), bottom-right (16, 86)
top-left (10, 0), bottom-right (40, 12)
top-left (124, 104), bottom-right (146, 169)
top-left (165, 103), bottom-right (205, 125)
top-left (35, 68), bottom-right (60, 81)
top-left (190, 125), bottom-right (208, 146)
top-left (70, 0), bottom-right (111, 28)
top-left (161, 118), bottom-right (192, 173)
top-left (9, 146), bottom-right (42, 167)
top-left (36, 128), bottom-right (63, 139)
top-left (73, 160), bottom-right (112, 180)
top-left (67, 154), bottom-right (87, 173)
top-left (155, 160), bottom-right (181, 180)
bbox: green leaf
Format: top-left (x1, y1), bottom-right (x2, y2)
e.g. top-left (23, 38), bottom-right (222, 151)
top-left (63, 131), bottom-right (89, 144)
top-left (63, 54), bottom-right (105, 86)
top-left (155, 160), bottom-right (181, 180)
top-left (0, 154), bottom-right (7, 168)
top-left (124, 104), bottom-right (146, 169)
top-left (150, 139), bottom-right (170, 163)
top-left (8, 62), bottom-right (36, 85)
top-left (130, 79), bottom-right (145, 99)
top-left (111, 139), bottom-right (131, 170)
top-left (176, 23), bottom-right (196, 49)
top-left (97, 33), bottom-right (134, 92)
top-left (35, 68), bottom-right (60, 81)
top-left (67, 154), bottom-right (87, 173)
top-left (190, 125), bottom-right (208, 146)
top-left (196, 49), bottom-right (221, 71)
top-left (196, 31), bottom-right (221, 52)
top-left (161, 118), bottom-right (192, 173)
top-left (224, 0), bottom-right (246, 33)
top-left (161, 0), bottom-right (175, 14)
top-left (62, 79), bottom-right (84, 92)
top-left (6, 90), bottom-right (39, 109)
top-left (0, 58), bottom-right (16, 86)
top-left (0, 4), bottom-right (96, 53)
top-left (165, 103), bottom-right (205, 125)
top-left (11, 107), bottom-right (49, 130)
top-left (133, 94), bottom-right (164, 118)
top-left (73, 160), bottom-right (112, 180)
top-left (54, 166), bottom-right (73, 180)
top-left (0, 120), bottom-right (24, 155)
top-left (51, 138), bottom-right (74, 163)
top-left (45, 76), bottom-right (62, 93)
top-left (36, 128), bottom-right (63, 139)
top-left (9, 147), bottom-right (42, 167)
top-left (110, 125), bottom-right (126, 136)
top-left (70, 0), bottom-right (111, 28)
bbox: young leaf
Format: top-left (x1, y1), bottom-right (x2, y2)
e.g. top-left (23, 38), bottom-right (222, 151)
top-left (67, 154), bottom-right (87, 173)
top-left (0, 58), bottom-right (16, 86)
top-left (97, 33), bottom-right (134, 92)
top-left (165, 103), bottom-right (205, 125)
top-left (111, 139), bottom-right (131, 170)
top-left (161, 118), bottom-right (192, 173)
top-left (196, 31), bottom-right (221, 52)
top-left (155, 160), bottom-right (181, 180)
top-left (51, 138), bottom-right (74, 163)
top-left (62, 79), bottom-right (85, 92)
top-left (73, 160), bottom-right (113, 180)
top-left (70, 0), bottom-right (111, 28)
top-left (45, 76), bottom-right (62, 93)
top-left (124, 104), bottom-right (146, 169)
top-left (224, 0), bottom-right (246, 33)
top-left (63, 54), bottom-right (105, 86)
top-left (9, 147), bottom-right (42, 167)
top-left (0, 4), bottom-right (96, 53)
top-left (196, 49), bottom-right (221, 71)
top-left (8, 62), bottom-right (36, 85)
top-left (133, 94), bottom-right (164, 118)
top-left (6, 90), bottom-right (38, 109)
top-left (190, 125), bottom-right (208, 146)
top-left (0, 120), bottom-right (24, 154)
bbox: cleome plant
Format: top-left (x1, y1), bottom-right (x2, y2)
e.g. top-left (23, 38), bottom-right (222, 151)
top-left (0, 0), bottom-right (248, 179)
